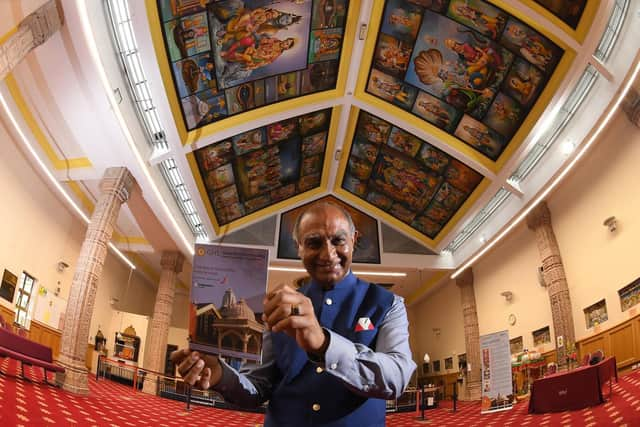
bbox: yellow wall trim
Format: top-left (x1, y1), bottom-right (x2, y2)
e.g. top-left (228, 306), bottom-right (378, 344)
top-left (406, 270), bottom-right (450, 306)
top-left (5, 74), bottom-right (92, 170)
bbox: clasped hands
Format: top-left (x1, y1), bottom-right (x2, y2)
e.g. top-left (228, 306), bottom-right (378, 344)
top-left (171, 284), bottom-right (328, 390)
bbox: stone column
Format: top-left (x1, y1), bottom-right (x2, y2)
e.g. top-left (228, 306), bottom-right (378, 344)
top-left (0, 0), bottom-right (64, 80)
top-left (56, 167), bottom-right (135, 394)
top-left (142, 251), bottom-right (184, 395)
top-left (622, 87), bottom-right (640, 127)
top-left (456, 268), bottom-right (481, 400)
top-left (526, 201), bottom-right (575, 369)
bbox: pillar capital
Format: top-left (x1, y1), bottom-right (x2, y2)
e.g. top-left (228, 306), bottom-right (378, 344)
top-left (622, 87), bottom-right (640, 127)
top-left (19, 0), bottom-right (64, 47)
top-left (160, 251), bottom-right (185, 273)
top-left (455, 268), bottom-right (473, 288)
top-left (526, 201), bottom-right (551, 231)
top-left (0, 0), bottom-right (64, 81)
top-left (100, 167), bottom-right (136, 204)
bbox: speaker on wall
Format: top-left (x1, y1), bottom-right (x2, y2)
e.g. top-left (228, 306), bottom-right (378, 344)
top-left (537, 266), bottom-right (547, 288)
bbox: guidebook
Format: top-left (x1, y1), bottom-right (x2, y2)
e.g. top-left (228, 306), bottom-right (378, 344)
top-left (189, 243), bottom-right (269, 362)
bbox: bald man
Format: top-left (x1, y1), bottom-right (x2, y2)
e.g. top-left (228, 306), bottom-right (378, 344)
top-left (172, 202), bottom-right (416, 426)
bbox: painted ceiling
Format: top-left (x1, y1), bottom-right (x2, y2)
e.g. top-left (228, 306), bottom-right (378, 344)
top-left (150, 0), bottom-right (589, 249)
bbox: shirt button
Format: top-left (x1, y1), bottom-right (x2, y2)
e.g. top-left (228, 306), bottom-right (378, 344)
top-left (363, 385), bottom-right (370, 392)
top-left (330, 363), bottom-right (338, 370)
top-left (316, 366), bottom-right (324, 374)
top-left (325, 298), bottom-right (333, 305)
top-left (312, 403), bottom-right (321, 411)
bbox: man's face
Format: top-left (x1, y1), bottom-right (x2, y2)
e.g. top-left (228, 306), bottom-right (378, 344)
top-left (297, 206), bottom-right (357, 288)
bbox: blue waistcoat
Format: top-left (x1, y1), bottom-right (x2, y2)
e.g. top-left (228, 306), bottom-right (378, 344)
top-left (266, 273), bottom-right (395, 427)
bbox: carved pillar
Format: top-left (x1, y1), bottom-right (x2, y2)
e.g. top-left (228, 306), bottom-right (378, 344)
top-left (622, 87), bottom-right (640, 127)
top-left (526, 202), bottom-right (575, 369)
top-left (0, 0), bottom-right (64, 80)
top-left (56, 168), bottom-right (135, 394)
top-left (142, 251), bottom-right (184, 395)
top-left (456, 268), bottom-right (481, 400)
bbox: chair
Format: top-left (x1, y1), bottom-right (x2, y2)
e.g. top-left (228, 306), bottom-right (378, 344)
top-left (581, 352), bottom-right (591, 366)
top-left (590, 349), bottom-right (604, 365)
top-left (545, 362), bottom-right (557, 376)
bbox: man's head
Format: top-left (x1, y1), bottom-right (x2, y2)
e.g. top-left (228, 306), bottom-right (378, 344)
top-left (293, 203), bottom-right (358, 289)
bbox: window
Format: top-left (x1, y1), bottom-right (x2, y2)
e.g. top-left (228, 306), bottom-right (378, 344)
top-left (14, 272), bottom-right (36, 328)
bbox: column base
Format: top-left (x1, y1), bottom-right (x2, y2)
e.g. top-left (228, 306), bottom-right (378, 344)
top-left (465, 381), bottom-right (482, 401)
top-left (142, 378), bottom-right (158, 395)
top-left (56, 360), bottom-right (90, 395)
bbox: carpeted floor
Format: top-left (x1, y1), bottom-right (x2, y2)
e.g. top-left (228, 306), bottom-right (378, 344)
top-left (1, 357), bottom-right (640, 426)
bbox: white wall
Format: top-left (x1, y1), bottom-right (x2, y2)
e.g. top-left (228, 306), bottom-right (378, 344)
top-left (549, 112), bottom-right (640, 337)
top-left (0, 102), bottom-right (162, 351)
top-left (409, 278), bottom-right (465, 376)
top-left (474, 223), bottom-right (553, 352)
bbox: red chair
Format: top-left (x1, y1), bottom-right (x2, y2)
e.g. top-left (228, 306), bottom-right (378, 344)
top-left (581, 352), bottom-right (591, 366)
top-left (590, 349), bottom-right (604, 365)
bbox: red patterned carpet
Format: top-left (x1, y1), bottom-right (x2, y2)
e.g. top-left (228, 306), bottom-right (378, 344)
top-left (1, 356), bottom-right (640, 426)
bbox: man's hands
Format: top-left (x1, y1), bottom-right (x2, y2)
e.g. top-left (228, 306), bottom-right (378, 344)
top-left (170, 349), bottom-right (222, 390)
top-left (262, 284), bottom-right (328, 355)
top-left (171, 284), bottom-right (328, 389)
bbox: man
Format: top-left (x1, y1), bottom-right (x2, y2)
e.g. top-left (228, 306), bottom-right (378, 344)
top-left (172, 202), bottom-right (416, 426)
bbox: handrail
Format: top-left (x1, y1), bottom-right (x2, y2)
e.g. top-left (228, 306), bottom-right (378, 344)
top-left (96, 354), bottom-right (213, 392)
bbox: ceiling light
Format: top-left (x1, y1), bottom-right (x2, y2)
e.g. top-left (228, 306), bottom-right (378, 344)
top-left (354, 271), bottom-right (407, 277)
top-left (267, 266), bottom-right (406, 277)
top-left (77, 0), bottom-right (194, 256)
top-left (268, 267), bottom-right (307, 273)
top-left (561, 140), bottom-right (576, 155)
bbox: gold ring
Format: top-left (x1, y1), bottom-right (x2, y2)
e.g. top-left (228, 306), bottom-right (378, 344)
top-left (290, 304), bottom-right (300, 316)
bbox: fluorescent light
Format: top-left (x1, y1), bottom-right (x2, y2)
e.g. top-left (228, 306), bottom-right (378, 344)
top-left (354, 271), bottom-right (407, 277)
top-left (76, 0), bottom-right (194, 256)
top-left (108, 242), bottom-right (136, 269)
top-left (560, 140), bottom-right (576, 156)
top-left (0, 89), bottom-right (135, 270)
top-left (452, 58), bottom-right (640, 279)
top-left (268, 266), bottom-right (406, 277)
top-left (268, 267), bottom-right (307, 273)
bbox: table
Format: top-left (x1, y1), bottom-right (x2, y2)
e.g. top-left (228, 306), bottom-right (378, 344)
top-left (528, 356), bottom-right (617, 413)
top-left (596, 356), bottom-right (618, 397)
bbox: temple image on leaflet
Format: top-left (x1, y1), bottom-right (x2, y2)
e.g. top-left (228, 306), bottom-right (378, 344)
top-left (189, 288), bottom-right (264, 361)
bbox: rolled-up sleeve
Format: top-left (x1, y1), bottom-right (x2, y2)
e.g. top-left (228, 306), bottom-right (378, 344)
top-left (321, 295), bottom-right (416, 399)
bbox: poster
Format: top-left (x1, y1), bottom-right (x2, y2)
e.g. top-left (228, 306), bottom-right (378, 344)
top-left (189, 244), bottom-right (269, 361)
top-left (479, 330), bottom-right (514, 413)
top-left (31, 286), bottom-right (66, 330)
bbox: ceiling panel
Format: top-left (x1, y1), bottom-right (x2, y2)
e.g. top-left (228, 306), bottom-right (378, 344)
top-left (150, 0), bottom-right (355, 144)
top-left (336, 108), bottom-right (487, 248)
top-left (189, 107), bottom-right (339, 233)
top-left (354, 0), bottom-right (574, 173)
